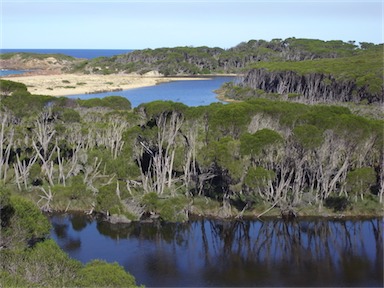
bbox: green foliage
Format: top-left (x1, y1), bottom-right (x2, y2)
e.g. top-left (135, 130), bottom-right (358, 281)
top-left (96, 183), bottom-right (122, 214)
top-left (1, 195), bottom-right (51, 248)
top-left (58, 108), bottom-right (81, 123)
top-left (333, 114), bottom-right (374, 144)
top-left (141, 193), bottom-right (189, 222)
top-left (346, 167), bottom-right (376, 198)
top-left (245, 166), bottom-right (275, 191)
top-left (102, 96), bottom-right (132, 110)
top-left (200, 136), bottom-right (243, 180)
top-left (0, 79), bottom-right (28, 96)
top-left (0, 52), bottom-right (76, 61)
top-left (75, 260), bottom-right (137, 287)
top-left (22, 239), bottom-right (81, 286)
top-left (240, 129), bottom-right (283, 156)
top-left (248, 50), bottom-right (383, 94)
top-left (0, 270), bottom-right (30, 287)
top-left (293, 124), bottom-right (324, 149)
top-left (77, 96), bottom-right (131, 110)
top-left (138, 100), bottom-right (188, 119)
top-left (210, 102), bottom-right (252, 138)
top-left (299, 104), bottom-right (351, 130)
top-left (0, 239), bottom-right (140, 287)
top-left (1, 91), bottom-right (54, 118)
top-left (0, 184), bottom-right (11, 209)
top-left (74, 38), bottom-right (382, 75)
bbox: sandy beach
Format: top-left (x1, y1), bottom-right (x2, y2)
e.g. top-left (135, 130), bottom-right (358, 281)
top-left (2, 73), bottom-right (207, 97)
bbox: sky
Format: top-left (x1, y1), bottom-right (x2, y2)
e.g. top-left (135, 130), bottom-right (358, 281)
top-left (1, 0), bottom-right (383, 49)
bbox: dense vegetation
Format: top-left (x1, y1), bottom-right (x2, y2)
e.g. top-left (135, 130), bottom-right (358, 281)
top-left (1, 37), bottom-right (382, 287)
top-left (0, 52), bottom-right (77, 61)
top-left (1, 79), bottom-right (383, 224)
top-left (69, 38), bottom-right (382, 76)
top-left (221, 49), bottom-right (383, 104)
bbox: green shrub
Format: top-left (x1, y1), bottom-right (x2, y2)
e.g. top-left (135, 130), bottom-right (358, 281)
top-left (75, 260), bottom-right (137, 287)
top-left (142, 193), bottom-right (189, 222)
top-left (1, 195), bottom-right (51, 248)
top-left (102, 96), bottom-right (132, 110)
top-left (0, 239), bottom-right (81, 287)
top-left (96, 183), bottom-right (122, 214)
top-left (0, 79), bottom-right (28, 96)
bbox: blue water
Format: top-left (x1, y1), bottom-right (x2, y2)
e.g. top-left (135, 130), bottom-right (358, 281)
top-left (0, 69), bottom-right (30, 77)
top-left (50, 214), bottom-right (383, 287)
top-left (0, 49), bottom-right (133, 59)
top-left (68, 76), bottom-right (234, 107)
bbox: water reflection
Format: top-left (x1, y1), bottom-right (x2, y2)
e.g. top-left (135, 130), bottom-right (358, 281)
top-left (49, 215), bottom-right (383, 287)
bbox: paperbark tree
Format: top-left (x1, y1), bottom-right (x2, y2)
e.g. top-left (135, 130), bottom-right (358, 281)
top-left (0, 111), bottom-right (14, 182)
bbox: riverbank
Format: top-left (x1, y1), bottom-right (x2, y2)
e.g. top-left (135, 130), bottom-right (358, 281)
top-left (1, 73), bottom-right (209, 97)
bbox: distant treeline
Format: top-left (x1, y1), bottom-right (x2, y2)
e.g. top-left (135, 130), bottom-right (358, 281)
top-left (70, 38), bottom-right (382, 75)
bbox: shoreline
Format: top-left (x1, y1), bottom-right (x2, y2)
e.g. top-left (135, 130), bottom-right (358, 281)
top-left (1, 73), bottom-right (211, 97)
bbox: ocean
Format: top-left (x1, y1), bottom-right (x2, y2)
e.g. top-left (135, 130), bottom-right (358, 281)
top-left (0, 49), bottom-right (134, 59)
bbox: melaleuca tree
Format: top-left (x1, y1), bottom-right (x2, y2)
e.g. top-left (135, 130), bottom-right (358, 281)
top-left (346, 167), bottom-right (376, 202)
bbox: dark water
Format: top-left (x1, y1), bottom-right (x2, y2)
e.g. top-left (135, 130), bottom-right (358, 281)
top-left (0, 49), bottom-right (134, 59)
top-left (68, 76), bottom-right (234, 107)
top-left (50, 214), bottom-right (383, 287)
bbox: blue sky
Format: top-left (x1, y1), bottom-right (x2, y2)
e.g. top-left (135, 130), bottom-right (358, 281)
top-left (1, 0), bottom-right (382, 49)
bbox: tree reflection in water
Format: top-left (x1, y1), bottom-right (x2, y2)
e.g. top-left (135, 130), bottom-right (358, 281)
top-left (201, 218), bottom-right (383, 286)
top-left (50, 215), bottom-right (383, 287)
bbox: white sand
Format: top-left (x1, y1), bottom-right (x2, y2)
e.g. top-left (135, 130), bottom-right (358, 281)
top-left (2, 73), bottom-right (207, 97)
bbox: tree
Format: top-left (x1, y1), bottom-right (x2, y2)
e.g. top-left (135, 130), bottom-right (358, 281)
top-left (244, 166), bottom-right (275, 202)
top-left (240, 129), bottom-right (283, 157)
top-left (346, 167), bottom-right (376, 201)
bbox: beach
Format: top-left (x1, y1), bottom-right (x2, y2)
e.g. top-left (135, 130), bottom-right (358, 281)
top-left (2, 73), bottom-right (207, 97)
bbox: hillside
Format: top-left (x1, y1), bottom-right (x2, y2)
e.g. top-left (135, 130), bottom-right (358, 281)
top-left (71, 38), bottom-right (382, 75)
top-left (1, 38), bottom-right (382, 104)
top-left (0, 53), bottom-right (83, 74)
top-left (220, 50), bottom-right (383, 104)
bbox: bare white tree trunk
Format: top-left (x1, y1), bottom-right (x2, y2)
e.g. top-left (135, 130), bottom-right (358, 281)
top-left (37, 187), bottom-right (54, 212)
top-left (13, 154), bottom-right (38, 190)
top-left (0, 111), bottom-right (14, 182)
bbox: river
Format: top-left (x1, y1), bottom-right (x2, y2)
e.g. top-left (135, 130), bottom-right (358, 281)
top-left (67, 76), bottom-right (234, 107)
top-left (50, 214), bottom-right (383, 287)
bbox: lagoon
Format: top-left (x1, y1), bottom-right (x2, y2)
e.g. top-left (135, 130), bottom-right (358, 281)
top-left (0, 69), bottom-right (30, 77)
top-left (68, 76), bottom-right (234, 107)
top-left (50, 214), bottom-right (383, 287)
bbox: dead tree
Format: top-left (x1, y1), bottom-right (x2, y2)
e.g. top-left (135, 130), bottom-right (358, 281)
top-left (153, 111), bottom-right (183, 195)
top-left (183, 126), bottom-right (198, 195)
top-left (37, 187), bottom-right (54, 212)
top-left (0, 111), bottom-right (14, 182)
top-left (32, 109), bottom-right (57, 186)
top-left (13, 154), bottom-right (38, 190)
top-left (135, 111), bottom-right (184, 195)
